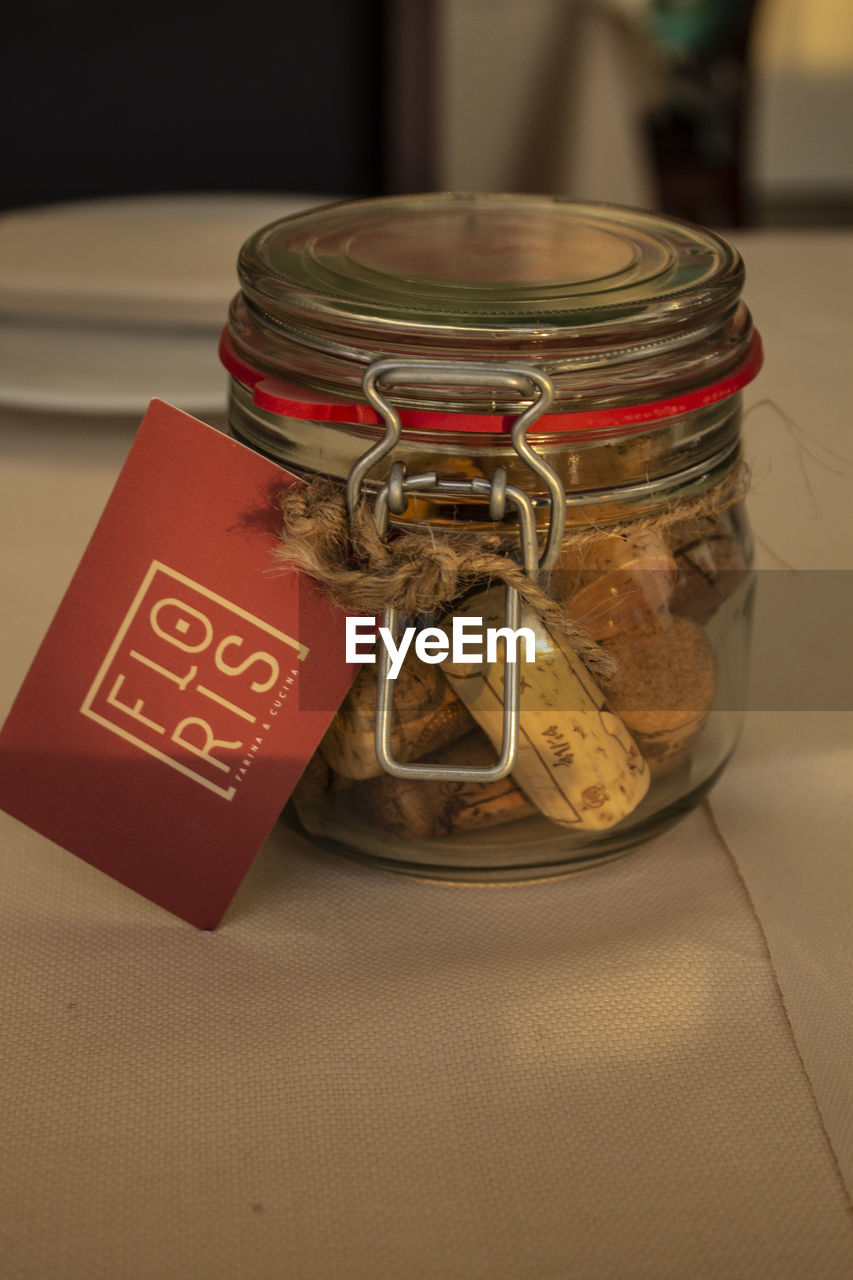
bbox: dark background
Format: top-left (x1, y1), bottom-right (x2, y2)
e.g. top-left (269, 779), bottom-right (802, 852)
top-left (2, 1), bottom-right (849, 228)
top-left (2, 0), bottom-right (391, 210)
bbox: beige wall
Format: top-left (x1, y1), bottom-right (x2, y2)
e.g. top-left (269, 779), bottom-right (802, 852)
top-left (435, 0), bottom-right (654, 204)
top-left (752, 0), bottom-right (853, 193)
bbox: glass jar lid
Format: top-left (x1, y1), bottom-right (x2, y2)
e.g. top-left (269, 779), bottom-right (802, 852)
top-left (227, 194), bottom-right (757, 418)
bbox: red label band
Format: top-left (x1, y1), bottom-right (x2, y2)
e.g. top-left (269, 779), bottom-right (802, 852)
top-left (219, 328), bottom-right (764, 436)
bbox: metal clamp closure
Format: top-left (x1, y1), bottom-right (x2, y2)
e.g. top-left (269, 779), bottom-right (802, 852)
top-left (347, 358), bottom-right (567, 573)
top-left (373, 469), bottom-right (538, 782)
top-left (346, 358), bottom-right (569, 783)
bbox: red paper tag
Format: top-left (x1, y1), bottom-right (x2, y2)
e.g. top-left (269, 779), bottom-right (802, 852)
top-left (0, 401), bottom-right (356, 927)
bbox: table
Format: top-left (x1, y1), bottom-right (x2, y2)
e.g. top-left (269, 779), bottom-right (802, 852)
top-left (1, 227), bottom-right (851, 1279)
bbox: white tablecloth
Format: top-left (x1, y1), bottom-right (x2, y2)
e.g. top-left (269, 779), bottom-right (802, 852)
top-left (1, 226), bottom-right (851, 1279)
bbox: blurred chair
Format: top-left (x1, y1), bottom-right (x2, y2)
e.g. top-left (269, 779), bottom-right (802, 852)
top-left (394, 0), bottom-right (760, 226)
top-left (643, 0), bottom-right (760, 225)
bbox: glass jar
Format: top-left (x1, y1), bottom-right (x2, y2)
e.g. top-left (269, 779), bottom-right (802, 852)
top-left (220, 193), bottom-right (761, 879)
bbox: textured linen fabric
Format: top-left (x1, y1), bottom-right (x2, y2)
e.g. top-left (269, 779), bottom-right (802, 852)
top-left (711, 712), bottom-right (853, 1191)
top-left (1, 804), bottom-right (852, 1280)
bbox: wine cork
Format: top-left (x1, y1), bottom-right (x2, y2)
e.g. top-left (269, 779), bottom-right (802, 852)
top-left (319, 657), bottom-right (474, 780)
top-left (670, 536), bottom-right (749, 625)
top-left (601, 616), bottom-right (718, 775)
top-left (358, 732), bottom-right (537, 840)
top-left (291, 750), bottom-right (333, 804)
top-left (439, 589), bottom-right (650, 830)
top-left (291, 751), bottom-right (353, 805)
top-left (554, 529), bottom-right (677, 641)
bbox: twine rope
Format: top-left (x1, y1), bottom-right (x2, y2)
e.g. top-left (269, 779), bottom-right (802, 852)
top-left (274, 464), bottom-right (749, 683)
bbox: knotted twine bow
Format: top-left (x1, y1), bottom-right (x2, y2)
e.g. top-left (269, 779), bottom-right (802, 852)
top-left (273, 464), bottom-right (750, 684)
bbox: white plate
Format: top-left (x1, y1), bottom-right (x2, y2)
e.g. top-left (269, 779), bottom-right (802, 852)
top-left (0, 317), bottom-right (231, 416)
top-left (0, 192), bottom-right (337, 414)
top-left (0, 192), bottom-right (335, 327)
